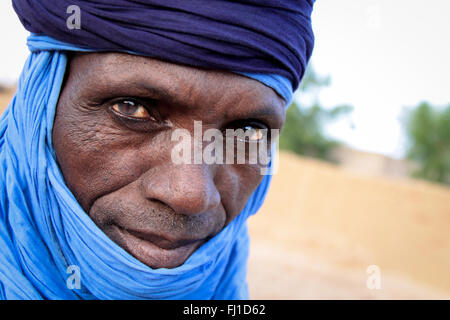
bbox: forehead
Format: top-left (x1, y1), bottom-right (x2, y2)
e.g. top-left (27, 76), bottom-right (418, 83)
top-left (68, 52), bottom-right (286, 121)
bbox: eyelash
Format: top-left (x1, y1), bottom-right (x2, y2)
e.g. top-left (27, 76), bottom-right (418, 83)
top-left (107, 97), bottom-right (272, 137)
top-left (230, 119), bottom-right (269, 130)
top-left (109, 97), bottom-right (156, 118)
top-left (106, 97), bottom-right (172, 133)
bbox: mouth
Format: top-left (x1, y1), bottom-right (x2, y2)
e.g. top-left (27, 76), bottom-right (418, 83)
top-left (112, 225), bottom-right (207, 269)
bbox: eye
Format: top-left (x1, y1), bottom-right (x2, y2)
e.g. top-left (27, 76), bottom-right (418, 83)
top-left (228, 121), bottom-right (269, 143)
top-left (241, 125), bottom-right (266, 142)
top-left (111, 99), bottom-right (153, 120)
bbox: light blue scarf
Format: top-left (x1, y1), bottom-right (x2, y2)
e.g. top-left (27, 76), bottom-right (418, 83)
top-left (0, 35), bottom-right (290, 300)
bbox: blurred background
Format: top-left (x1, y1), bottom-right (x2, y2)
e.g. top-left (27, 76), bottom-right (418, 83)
top-left (1, 1), bottom-right (449, 299)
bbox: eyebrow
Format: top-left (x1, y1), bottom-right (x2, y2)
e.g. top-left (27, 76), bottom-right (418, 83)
top-left (241, 106), bottom-right (284, 120)
top-left (133, 81), bottom-right (176, 105)
top-left (105, 75), bottom-right (285, 126)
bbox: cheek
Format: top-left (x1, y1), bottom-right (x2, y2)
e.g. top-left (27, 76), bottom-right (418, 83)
top-left (52, 107), bottom-right (159, 211)
top-left (216, 164), bottom-right (264, 225)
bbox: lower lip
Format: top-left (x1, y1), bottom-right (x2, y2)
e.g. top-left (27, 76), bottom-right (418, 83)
top-left (113, 226), bottom-right (203, 269)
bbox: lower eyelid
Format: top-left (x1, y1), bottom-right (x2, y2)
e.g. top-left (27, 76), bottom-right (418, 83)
top-left (110, 105), bottom-right (147, 121)
top-left (109, 107), bottom-right (173, 133)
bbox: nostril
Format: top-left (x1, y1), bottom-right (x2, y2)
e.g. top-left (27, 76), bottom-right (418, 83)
top-left (148, 198), bottom-right (166, 207)
top-left (147, 191), bottom-right (220, 217)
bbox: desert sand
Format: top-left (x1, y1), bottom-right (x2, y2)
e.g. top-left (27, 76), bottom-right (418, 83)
top-left (0, 87), bottom-right (14, 112)
top-left (247, 152), bottom-right (450, 299)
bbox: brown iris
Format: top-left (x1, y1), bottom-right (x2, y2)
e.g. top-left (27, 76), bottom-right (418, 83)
top-left (111, 100), bottom-right (151, 120)
top-left (245, 126), bottom-right (265, 142)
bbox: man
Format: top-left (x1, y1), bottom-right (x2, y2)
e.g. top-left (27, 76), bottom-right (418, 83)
top-left (0, 1), bottom-right (314, 299)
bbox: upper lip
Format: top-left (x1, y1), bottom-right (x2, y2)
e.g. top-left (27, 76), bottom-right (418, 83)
top-left (125, 228), bottom-right (206, 250)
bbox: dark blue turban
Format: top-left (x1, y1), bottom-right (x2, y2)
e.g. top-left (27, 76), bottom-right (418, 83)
top-left (13, 0), bottom-right (314, 91)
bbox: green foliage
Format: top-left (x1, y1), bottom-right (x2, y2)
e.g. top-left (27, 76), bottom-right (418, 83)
top-left (404, 102), bottom-right (450, 185)
top-left (279, 102), bottom-right (351, 161)
top-left (279, 65), bottom-right (352, 162)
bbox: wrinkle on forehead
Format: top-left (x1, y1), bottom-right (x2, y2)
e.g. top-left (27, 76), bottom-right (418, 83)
top-left (69, 52), bottom-right (285, 114)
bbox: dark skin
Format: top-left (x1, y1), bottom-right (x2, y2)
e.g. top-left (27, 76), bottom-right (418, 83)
top-left (52, 52), bottom-right (285, 269)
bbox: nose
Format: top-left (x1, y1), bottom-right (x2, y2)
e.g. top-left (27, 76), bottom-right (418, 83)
top-left (141, 163), bottom-right (221, 216)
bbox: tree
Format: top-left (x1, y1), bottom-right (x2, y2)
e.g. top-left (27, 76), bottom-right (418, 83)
top-left (403, 102), bottom-right (450, 185)
top-left (279, 65), bottom-right (352, 162)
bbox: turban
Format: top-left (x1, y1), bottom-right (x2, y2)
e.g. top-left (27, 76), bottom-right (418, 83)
top-left (13, 0), bottom-right (315, 93)
top-left (0, 1), bottom-right (315, 299)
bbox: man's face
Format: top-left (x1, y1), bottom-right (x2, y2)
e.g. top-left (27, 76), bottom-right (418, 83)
top-left (52, 53), bottom-right (285, 269)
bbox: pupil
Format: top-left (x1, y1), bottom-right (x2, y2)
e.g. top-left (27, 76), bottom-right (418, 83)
top-left (120, 101), bottom-right (136, 114)
top-left (243, 126), bottom-right (262, 141)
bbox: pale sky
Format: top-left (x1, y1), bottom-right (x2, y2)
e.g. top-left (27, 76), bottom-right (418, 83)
top-left (309, 0), bottom-right (450, 158)
top-left (1, 1), bottom-right (449, 158)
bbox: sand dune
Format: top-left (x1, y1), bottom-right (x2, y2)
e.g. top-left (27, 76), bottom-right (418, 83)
top-left (248, 240), bottom-right (447, 299)
top-left (0, 87), bottom-right (14, 113)
top-left (248, 152), bottom-right (450, 299)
